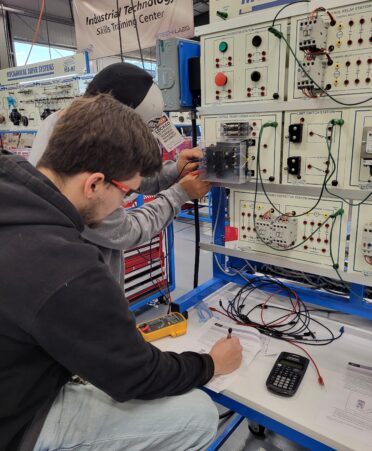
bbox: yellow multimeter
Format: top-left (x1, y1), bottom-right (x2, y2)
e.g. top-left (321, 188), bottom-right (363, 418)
top-left (137, 312), bottom-right (187, 342)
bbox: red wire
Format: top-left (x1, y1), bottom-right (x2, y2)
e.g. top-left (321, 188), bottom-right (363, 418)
top-left (286, 340), bottom-right (324, 386)
top-left (212, 293), bottom-right (325, 386)
top-left (260, 289), bottom-right (299, 328)
top-left (25, 0), bottom-right (46, 65)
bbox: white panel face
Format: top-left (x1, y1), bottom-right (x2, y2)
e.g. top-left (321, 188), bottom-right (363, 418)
top-left (202, 113), bottom-right (282, 183)
top-left (288, 1), bottom-right (372, 100)
top-left (201, 20), bottom-right (287, 106)
top-left (230, 189), bottom-right (348, 271)
top-left (282, 109), bottom-right (350, 188)
top-left (349, 109), bottom-right (372, 190)
top-left (348, 202), bottom-right (372, 282)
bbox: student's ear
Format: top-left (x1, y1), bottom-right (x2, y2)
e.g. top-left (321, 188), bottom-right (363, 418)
top-left (84, 173), bottom-right (106, 199)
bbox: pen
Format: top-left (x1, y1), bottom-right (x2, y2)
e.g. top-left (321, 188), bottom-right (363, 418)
top-left (348, 362), bottom-right (372, 371)
top-left (227, 327), bottom-right (232, 339)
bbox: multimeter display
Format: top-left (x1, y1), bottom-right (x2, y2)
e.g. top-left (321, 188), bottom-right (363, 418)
top-left (266, 352), bottom-right (309, 397)
top-left (137, 312), bottom-right (187, 342)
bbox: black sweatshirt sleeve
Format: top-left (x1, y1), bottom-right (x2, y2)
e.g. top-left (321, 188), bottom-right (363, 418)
top-left (30, 265), bottom-right (214, 402)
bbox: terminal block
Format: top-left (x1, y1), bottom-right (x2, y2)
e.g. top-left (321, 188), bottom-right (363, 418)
top-left (362, 222), bottom-right (372, 257)
top-left (298, 16), bottom-right (329, 51)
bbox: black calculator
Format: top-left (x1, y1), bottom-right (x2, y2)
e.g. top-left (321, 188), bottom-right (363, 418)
top-left (266, 352), bottom-right (309, 397)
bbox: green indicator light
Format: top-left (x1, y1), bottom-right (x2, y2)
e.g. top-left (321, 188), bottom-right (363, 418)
top-left (219, 41), bottom-right (228, 52)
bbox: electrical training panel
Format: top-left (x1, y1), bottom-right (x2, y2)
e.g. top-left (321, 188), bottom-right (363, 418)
top-left (231, 190), bottom-right (348, 269)
top-left (288, 2), bottom-right (372, 100)
top-left (201, 20), bottom-right (287, 106)
top-left (199, 0), bottom-right (372, 286)
top-left (349, 202), bottom-right (372, 276)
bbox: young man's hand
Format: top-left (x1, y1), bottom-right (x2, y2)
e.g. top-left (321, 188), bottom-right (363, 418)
top-left (209, 337), bottom-right (243, 375)
top-left (179, 173), bottom-right (211, 200)
top-left (177, 148), bottom-right (203, 177)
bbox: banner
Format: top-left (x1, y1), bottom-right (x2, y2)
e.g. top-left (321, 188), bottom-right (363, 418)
top-left (73, 0), bottom-right (194, 60)
top-left (0, 53), bottom-right (89, 86)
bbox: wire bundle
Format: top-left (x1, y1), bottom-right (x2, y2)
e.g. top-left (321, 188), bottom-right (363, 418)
top-left (214, 277), bottom-right (343, 346)
top-left (211, 277), bottom-right (346, 384)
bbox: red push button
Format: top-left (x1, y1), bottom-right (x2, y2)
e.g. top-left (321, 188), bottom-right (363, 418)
top-left (215, 72), bottom-right (228, 86)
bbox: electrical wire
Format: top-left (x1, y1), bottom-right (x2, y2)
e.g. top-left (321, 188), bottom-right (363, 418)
top-left (116, 0), bottom-right (124, 62)
top-left (256, 120), bottom-right (344, 221)
top-left (268, 26), bottom-right (372, 106)
top-left (44, 0), bottom-right (52, 61)
top-left (25, 0), bottom-right (46, 65)
top-left (271, 0), bottom-right (310, 28)
top-left (130, 0), bottom-right (145, 69)
top-left (215, 278), bottom-right (344, 346)
top-left (252, 121), bottom-right (345, 252)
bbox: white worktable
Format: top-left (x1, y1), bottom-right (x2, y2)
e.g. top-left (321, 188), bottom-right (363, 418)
top-left (157, 283), bottom-right (372, 451)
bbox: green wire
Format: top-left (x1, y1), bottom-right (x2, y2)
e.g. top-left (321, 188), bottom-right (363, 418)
top-left (268, 27), bottom-right (372, 107)
top-left (256, 121), bottom-right (342, 219)
top-left (253, 121), bottom-right (345, 251)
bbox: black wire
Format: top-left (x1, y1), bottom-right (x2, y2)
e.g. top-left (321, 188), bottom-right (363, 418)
top-left (272, 0), bottom-right (310, 27)
top-left (191, 112), bottom-right (200, 288)
top-left (130, 0), bottom-right (145, 69)
top-left (219, 278), bottom-right (343, 346)
top-left (116, 0), bottom-right (124, 62)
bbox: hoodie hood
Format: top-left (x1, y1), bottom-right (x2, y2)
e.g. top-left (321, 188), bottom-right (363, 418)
top-left (0, 151), bottom-right (83, 231)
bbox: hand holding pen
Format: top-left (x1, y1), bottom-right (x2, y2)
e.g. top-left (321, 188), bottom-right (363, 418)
top-left (208, 327), bottom-right (243, 376)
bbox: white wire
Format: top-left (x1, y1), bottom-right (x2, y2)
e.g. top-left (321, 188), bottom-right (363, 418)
top-left (212, 188), bottom-right (254, 282)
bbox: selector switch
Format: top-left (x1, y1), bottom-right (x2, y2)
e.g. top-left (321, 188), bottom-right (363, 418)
top-left (252, 35), bottom-right (262, 47)
top-left (219, 41), bottom-right (228, 53)
top-left (215, 72), bottom-right (228, 86)
top-left (251, 71), bottom-right (261, 82)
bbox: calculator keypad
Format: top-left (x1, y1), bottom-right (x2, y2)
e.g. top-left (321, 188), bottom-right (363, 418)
top-left (268, 365), bottom-right (300, 395)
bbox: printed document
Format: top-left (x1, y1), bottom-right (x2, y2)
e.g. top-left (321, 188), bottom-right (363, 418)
top-left (185, 319), bottom-right (263, 392)
top-left (316, 365), bottom-right (372, 445)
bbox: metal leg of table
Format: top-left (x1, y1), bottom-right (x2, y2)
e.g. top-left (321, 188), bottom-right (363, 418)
top-left (207, 414), bottom-right (245, 451)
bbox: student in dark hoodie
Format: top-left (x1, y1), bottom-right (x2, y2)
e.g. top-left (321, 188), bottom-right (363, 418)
top-left (0, 93), bottom-right (243, 451)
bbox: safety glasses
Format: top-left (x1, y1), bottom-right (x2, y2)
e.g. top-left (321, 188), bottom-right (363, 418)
top-left (110, 179), bottom-right (138, 199)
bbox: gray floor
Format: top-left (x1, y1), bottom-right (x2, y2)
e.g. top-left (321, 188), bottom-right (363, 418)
top-left (135, 218), bottom-right (307, 451)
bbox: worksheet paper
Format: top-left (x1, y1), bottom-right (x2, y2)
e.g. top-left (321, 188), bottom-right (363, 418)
top-left (316, 366), bottom-right (372, 445)
top-left (200, 283), bottom-right (287, 358)
top-left (185, 319), bottom-right (263, 392)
